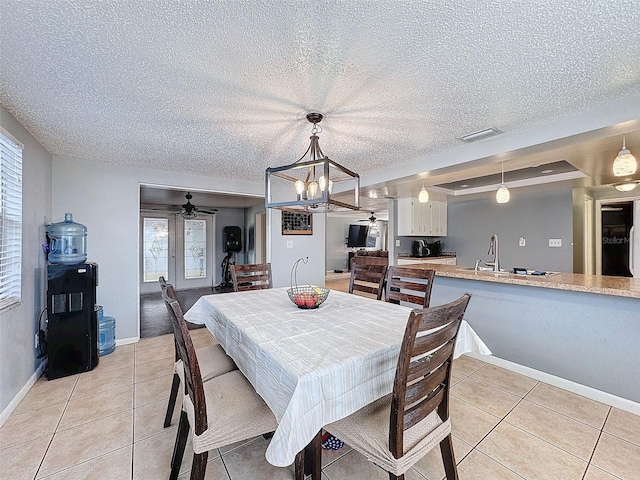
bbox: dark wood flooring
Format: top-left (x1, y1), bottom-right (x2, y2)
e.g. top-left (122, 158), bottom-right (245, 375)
top-left (139, 285), bottom-right (234, 338)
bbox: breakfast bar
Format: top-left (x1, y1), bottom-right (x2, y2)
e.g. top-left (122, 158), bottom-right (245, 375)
top-left (402, 263), bottom-right (640, 405)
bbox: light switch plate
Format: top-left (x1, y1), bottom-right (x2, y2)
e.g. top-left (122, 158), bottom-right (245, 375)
top-left (395, 240), bottom-right (401, 247)
top-left (549, 238), bottom-right (562, 247)
top-left (286, 240), bottom-right (294, 249)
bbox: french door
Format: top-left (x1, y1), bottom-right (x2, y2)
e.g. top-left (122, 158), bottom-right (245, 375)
top-left (140, 212), bottom-right (215, 293)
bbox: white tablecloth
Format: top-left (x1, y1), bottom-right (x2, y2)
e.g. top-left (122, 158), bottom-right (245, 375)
top-left (184, 287), bottom-right (490, 467)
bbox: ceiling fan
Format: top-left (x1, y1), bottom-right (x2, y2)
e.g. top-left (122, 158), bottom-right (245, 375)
top-left (357, 212), bottom-right (378, 227)
top-left (179, 192), bottom-right (218, 218)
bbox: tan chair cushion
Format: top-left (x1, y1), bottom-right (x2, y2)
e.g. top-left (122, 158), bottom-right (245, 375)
top-left (173, 344), bottom-right (236, 382)
top-left (182, 370), bottom-right (278, 454)
top-left (326, 394), bottom-right (451, 476)
top-left (196, 344), bottom-right (237, 382)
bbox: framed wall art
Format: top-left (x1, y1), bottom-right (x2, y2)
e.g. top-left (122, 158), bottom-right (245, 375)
top-left (282, 211), bottom-right (313, 235)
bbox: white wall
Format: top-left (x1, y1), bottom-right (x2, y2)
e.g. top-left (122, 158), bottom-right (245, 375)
top-left (52, 158), bottom-right (264, 342)
top-left (0, 106), bottom-right (52, 415)
top-left (268, 209), bottom-right (326, 288)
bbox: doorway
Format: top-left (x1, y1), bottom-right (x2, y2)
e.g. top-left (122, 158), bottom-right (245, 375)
top-left (595, 196), bottom-right (640, 278)
top-left (140, 212), bottom-right (215, 294)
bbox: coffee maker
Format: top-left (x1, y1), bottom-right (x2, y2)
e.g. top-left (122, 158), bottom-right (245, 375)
top-left (412, 240), bottom-right (430, 257)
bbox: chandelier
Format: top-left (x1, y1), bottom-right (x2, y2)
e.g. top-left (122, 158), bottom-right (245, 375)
top-left (265, 113), bottom-right (360, 212)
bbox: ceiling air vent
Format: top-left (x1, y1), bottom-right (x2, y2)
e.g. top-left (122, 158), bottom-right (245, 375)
top-left (457, 127), bottom-right (503, 143)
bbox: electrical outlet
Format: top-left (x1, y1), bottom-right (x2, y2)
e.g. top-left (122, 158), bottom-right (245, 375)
top-left (519, 237), bottom-right (526, 247)
top-left (395, 240), bottom-right (401, 247)
top-left (549, 238), bottom-right (562, 247)
top-left (286, 240), bottom-right (294, 249)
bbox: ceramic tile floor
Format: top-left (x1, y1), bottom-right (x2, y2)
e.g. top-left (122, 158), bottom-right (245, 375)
top-left (2, 329), bottom-right (640, 480)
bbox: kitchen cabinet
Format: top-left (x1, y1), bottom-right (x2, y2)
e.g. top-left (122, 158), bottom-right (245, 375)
top-left (397, 257), bottom-right (456, 266)
top-left (397, 198), bottom-right (447, 236)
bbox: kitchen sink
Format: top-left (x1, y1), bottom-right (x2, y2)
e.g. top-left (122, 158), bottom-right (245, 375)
top-left (456, 267), bottom-right (561, 277)
top-left (457, 267), bottom-right (508, 273)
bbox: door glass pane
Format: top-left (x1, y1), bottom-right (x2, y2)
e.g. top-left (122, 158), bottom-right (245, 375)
top-left (143, 218), bottom-right (169, 282)
top-left (184, 219), bottom-right (206, 279)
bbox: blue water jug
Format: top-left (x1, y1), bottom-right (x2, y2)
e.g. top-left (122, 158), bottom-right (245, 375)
top-left (47, 213), bottom-right (87, 265)
top-left (98, 315), bottom-right (116, 356)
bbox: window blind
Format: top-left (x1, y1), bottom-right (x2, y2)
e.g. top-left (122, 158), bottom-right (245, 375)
top-left (0, 129), bottom-right (23, 311)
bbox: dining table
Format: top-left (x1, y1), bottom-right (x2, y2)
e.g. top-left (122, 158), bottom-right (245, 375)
top-left (184, 286), bottom-right (490, 468)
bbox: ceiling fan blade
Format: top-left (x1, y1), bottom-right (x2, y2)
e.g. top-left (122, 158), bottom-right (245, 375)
top-left (195, 208), bottom-right (218, 215)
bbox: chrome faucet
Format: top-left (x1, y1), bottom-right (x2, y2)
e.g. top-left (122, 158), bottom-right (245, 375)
top-left (484, 234), bottom-right (500, 272)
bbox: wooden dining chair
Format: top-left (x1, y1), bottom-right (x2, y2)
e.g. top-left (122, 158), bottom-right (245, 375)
top-left (385, 266), bottom-right (436, 308)
top-left (162, 289), bottom-right (280, 480)
top-left (231, 263), bottom-right (273, 292)
top-left (349, 256), bottom-right (388, 300)
top-left (324, 293), bottom-right (472, 480)
top-left (158, 277), bottom-right (236, 428)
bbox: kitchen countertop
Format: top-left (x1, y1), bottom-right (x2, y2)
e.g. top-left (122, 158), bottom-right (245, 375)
top-left (396, 255), bottom-right (456, 260)
top-left (399, 262), bottom-right (640, 299)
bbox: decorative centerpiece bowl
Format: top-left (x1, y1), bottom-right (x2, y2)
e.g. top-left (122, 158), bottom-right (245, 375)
top-left (287, 256), bottom-right (329, 309)
top-left (287, 285), bottom-right (329, 309)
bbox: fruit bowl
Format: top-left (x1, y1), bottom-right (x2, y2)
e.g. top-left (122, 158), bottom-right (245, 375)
top-left (287, 286), bottom-right (329, 309)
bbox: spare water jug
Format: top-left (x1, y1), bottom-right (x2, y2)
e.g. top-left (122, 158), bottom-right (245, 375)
top-left (47, 213), bottom-right (87, 265)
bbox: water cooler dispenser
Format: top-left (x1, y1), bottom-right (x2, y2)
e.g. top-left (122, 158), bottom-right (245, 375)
top-left (46, 214), bottom-right (99, 379)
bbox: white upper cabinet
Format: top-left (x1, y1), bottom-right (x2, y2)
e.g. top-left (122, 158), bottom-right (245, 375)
top-left (397, 198), bottom-right (447, 236)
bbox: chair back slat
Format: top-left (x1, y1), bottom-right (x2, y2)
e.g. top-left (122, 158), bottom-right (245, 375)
top-left (162, 289), bottom-right (208, 435)
top-left (385, 267), bottom-right (435, 308)
top-left (404, 361), bottom-right (449, 406)
top-left (403, 387), bottom-right (446, 430)
top-left (349, 258), bottom-right (388, 300)
top-left (412, 320), bottom-right (460, 358)
top-left (407, 340), bottom-right (455, 383)
top-left (388, 293), bottom-right (471, 459)
top-left (231, 263), bottom-right (273, 292)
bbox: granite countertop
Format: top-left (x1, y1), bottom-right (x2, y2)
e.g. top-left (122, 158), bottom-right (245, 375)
top-left (400, 263), bottom-right (640, 299)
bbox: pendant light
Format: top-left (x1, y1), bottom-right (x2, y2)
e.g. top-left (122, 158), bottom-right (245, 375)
top-left (418, 183), bottom-right (429, 203)
top-left (612, 135), bottom-right (637, 177)
top-left (265, 113), bottom-right (360, 212)
top-left (496, 162), bottom-right (510, 203)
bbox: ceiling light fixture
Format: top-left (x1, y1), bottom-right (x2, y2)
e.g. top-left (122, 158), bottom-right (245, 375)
top-left (613, 181), bottom-right (639, 192)
top-left (496, 162), bottom-right (510, 204)
top-left (265, 113), bottom-right (360, 212)
top-left (418, 182), bottom-right (429, 203)
top-left (612, 135), bottom-right (637, 177)
top-left (457, 127), bottom-right (503, 143)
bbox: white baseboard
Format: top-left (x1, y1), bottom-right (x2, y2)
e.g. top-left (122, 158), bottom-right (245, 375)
top-left (467, 353), bottom-right (640, 416)
top-left (0, 362), bottom-right (47, 428)
top-left (116, 336), bottom-right (139, 346)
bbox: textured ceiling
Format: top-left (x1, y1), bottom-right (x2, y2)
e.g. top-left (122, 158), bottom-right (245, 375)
top-left (1, 0), bottom-right (640, 200)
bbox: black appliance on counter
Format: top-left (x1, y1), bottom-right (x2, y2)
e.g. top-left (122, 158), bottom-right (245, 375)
top-left (46, 263), bottom-right (99, 379)
top-left (412, 240), bottom-right (442, 257)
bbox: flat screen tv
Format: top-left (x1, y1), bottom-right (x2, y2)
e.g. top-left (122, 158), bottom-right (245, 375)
top-left (347, 224), bottom-right (369, 248)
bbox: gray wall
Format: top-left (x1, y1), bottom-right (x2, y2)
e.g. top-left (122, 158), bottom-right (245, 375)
top-left (445, 188), bottom-right (574, 272)
top-left (430, 276), bottom-right (640, 403)
top-left (0, 106), bottom-right (52, 415)
top-left (52, 158), bottom-right (264, 342)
